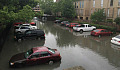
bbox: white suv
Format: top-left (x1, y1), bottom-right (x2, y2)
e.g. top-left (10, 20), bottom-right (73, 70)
top-left (15, 26), bottom-right (31, 33)
top-left (22, 24), bottom-right (37, 29)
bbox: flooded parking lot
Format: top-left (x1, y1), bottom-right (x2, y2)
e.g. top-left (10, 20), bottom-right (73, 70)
top-left (0, 20), bottom-right (120, 70)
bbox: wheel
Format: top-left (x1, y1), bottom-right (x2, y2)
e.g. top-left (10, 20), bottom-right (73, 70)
top-left (37, 37), bottom-right (41, 40)
top-left (79, 30), bottom-right (83, 34)
top-left (109, 33), bottom-right (112, 36)
top-left (17, 31), bottom-right (22, 34)
top-left (93, 28), bottom-right (96, 30)
top-left (48, 60), bottom-right (54, 65)
top-left (98, 35), bottom-right (101, 37)
top-left (18, 38), bottom-right (22, 42)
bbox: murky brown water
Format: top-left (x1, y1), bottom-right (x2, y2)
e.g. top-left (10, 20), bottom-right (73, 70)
top-left (0, 20), bottom-right (120, 70)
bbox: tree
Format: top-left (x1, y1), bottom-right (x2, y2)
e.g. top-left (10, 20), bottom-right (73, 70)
top-left (61, 0), bottom-right (76, 18)
top-left (17, 5), bottom-right (35, 23)
top-left (114, 17), bottom-right (120, 25)
top-left (90, 9), bottom-right (106, 23)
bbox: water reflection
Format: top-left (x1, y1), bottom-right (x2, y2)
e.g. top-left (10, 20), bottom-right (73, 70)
top-left (40, 22), bottom-right (120, 69)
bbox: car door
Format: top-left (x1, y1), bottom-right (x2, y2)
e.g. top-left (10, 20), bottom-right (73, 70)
top-left (88, 25), bottom-right (93, 31)
top-left (25, 30), bottom-right (32, 39)
top-left (39, 51), bottom-right (52, 64)
top-left (20, 27), bottom-right (30, 33)
top-left (26, 52), bottom-right (40, 65)
top-left (31, 30), bottom-right (37, 39)
top-left (100, 30), bottom-right (106, 36)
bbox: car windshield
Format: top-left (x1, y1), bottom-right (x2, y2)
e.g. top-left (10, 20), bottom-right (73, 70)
top-left (48, 48), bottom-right (55, 54)
top-left (24, 48), bottom-right (33, 58)
top-left (115, 35), bottom-right (120, 39)
top-left (94, 30), bottom-right (100, 32)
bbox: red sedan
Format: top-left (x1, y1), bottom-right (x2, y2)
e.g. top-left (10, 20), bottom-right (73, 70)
top-left (9, 46), bottom-right (61, 67)
top-left (14, 22), bottom-right (23, 27)
top-left (91, 29), bottom-right (113, 37)
top-left (69, 23), bottom-right (80, 28)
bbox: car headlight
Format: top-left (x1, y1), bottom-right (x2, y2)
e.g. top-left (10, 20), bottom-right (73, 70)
top-left (10, 63), bottom-right (14, 65)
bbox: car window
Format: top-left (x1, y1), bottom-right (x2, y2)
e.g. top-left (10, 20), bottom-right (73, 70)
top-left (88, 25), bottom-right (91, 27)
top-left (25, 48), bottom-right (33, 58)
top-left (31, 52), bottom-right (40, 58)
top-left (93, 30), bottom-right (100, 32)
top-left (26, 31), bottom-right (32, 34)
top-left (31, 31), bottom-right (36, 34)
top-left (48, 48), bottom-right (55, 54)
top-left (101, 30), bottom-right (104, 32)
top-left (115, 35), bottom-right (120, 39)
top-left (80, 25), bottom-right (85, 27)
top-left (40, 51), bottom-right (51, 57)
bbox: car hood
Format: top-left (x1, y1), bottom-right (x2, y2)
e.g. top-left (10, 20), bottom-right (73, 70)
top-left (9, 52), bottom-right (26, 63)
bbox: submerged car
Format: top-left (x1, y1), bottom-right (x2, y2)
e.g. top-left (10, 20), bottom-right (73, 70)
top-left (60, 21), bottom-right (70, 26)
top-left (91, 29), bottom-right (113, 37)
top-left (111, 35), bottom-right (120, 45)
top-left (54, 20), bottom-right (62, 23)
top-left (14, 29), bottom-right (45, 41)
top-left (9, 46), bottom-right (61, 67)
top-left (69, 23), bottom-right (79, 28)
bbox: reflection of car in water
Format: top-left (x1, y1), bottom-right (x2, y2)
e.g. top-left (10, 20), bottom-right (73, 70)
top-left (72, 31), bottom-right (91, 37)
top-left (111, 43), bottom-right (120, 50)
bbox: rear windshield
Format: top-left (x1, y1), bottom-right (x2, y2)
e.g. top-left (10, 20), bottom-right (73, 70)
top-left (115, 35), bottom-right (120, 39)
top-left (93, 30), bottom-right (100, 32)
top-left (48, 48), bottom-right (55, 54)
top-left (31, 24), bottom-right (36, 26)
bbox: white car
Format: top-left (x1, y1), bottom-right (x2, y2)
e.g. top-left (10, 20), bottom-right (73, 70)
top-left (73, 24), bottom-right (96, 32)
top-left (30, 22), bottom-right (37, 29)
top-left (15, 26), bottom-right (31, 33)
top-left (111, 35), bottom-right (120, 45)
top-left (21, 24), bottom-right (37, 29)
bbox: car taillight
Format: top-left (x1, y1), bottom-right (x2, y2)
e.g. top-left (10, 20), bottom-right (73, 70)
top-left (44, 34), bottom-right (45, 36)
top-left (118, 41), bottom-right (120, 43)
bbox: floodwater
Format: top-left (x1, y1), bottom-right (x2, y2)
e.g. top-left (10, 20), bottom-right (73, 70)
top-left (0, 20), bottom-right (120, 70)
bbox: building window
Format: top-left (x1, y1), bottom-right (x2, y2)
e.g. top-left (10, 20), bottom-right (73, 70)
top-left (77, 2), bottom-right (78, 8)
top-left (91, 9), bottom-right (93, 14)
top-left (75, 2), bottom-right (76, 8)
top-left (107, 9), bottom-right (109, 17)
top-left (101, 0), bottom-right (103, 8)
top-left (118, 0), bottom-right (120, 6)
top-left (82, 1), bottom-right (84, 8)
top-left (80, 9), bottom-right (83, 16)
top-left (110, 0), bottom-right (113, 6)
top-left (80, 1), bottom-right (81, 8)
top-left (93, 0), bottom-right (95, 7)
top-left (118, 8), bottom-right (120, 17)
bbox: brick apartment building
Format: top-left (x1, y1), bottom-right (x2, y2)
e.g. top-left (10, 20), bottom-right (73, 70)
top-left (74, 0), bottom-right (120, 20)
top-left (56, 0), bottom-right (120, 21)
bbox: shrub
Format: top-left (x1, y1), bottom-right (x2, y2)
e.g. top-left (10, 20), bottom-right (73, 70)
top-left (114, 17), bottom-right (120, 25)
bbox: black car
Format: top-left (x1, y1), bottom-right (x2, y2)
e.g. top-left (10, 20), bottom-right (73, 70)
top-left (54, 20), bottom-right (62, 23)
top-left (14, 29), bottom-right (45, 41)
top-left (60, 21), bottom-right (70, 26)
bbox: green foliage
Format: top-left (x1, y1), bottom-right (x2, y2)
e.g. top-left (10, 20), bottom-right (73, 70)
top-left (90, 23), bottom-right (116, 32)
top-left (17, 5), bottom-right (35, 23)
top-left (90, 9), bottom-right (106, 23)
top-left (114, 17), bottom-right (120, 25)
top-left (35, 11), bottom-right (44, 17)
top-left (59, 0), bottom-right (76, 19)
top-left (38, 0), bottom-right (54, 15)
top-left (107, 19), bottom-right (113, 23)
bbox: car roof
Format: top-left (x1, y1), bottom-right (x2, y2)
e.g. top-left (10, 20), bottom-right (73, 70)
top-left (32, 46), bottom-right (48, 53)
top-left (30, 22), bottom-right (35, 24)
